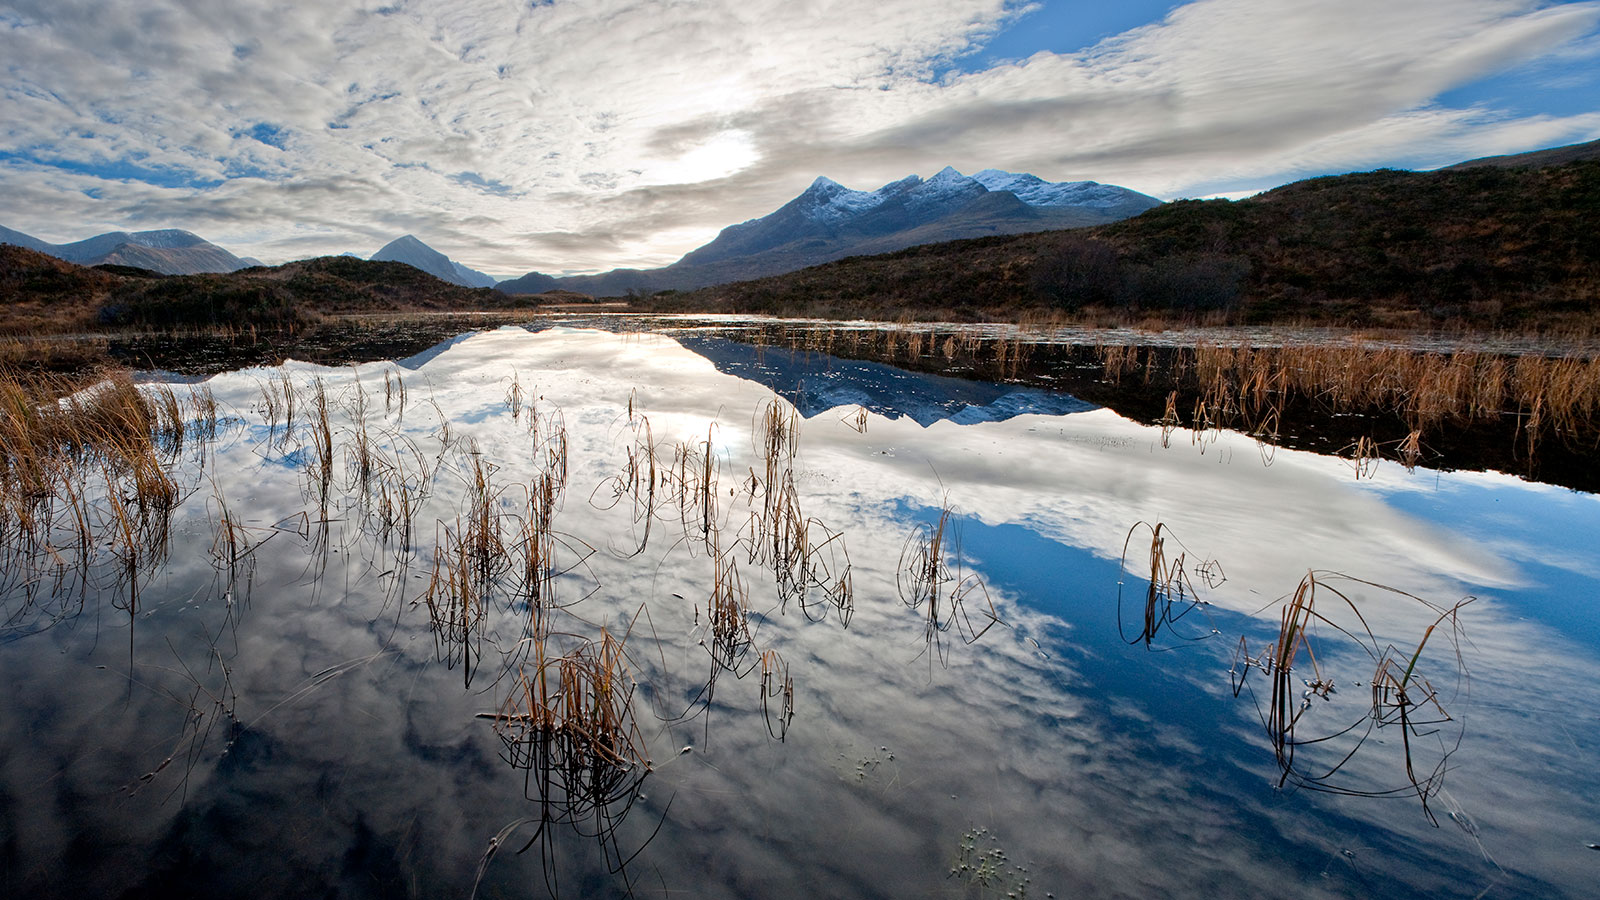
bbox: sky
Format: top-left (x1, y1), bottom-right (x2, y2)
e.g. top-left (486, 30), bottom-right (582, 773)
top-left (2, 0), bottom-right (1598, 278)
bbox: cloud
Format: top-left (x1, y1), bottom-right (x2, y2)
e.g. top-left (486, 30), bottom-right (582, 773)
top-left (1, 0), bottom-right (1597, 275)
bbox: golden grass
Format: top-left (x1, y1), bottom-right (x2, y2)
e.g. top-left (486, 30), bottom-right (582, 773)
top-left (0, 366), bottom-right (198, 614)
top-left (1102, 340), bottom-right (1600, 469)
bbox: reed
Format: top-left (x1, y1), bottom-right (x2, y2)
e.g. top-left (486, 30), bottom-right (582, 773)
top-left (897, 500), bottom-right (1000, 662)
top-left (474, 625), bottom-right (654, 897)
top-left (307, 377), bottom-right (335, 508)
top-left (1098, 340), bottom-right (1600, 469)
top-left (1229, 571), bottom-right (1473, 822)
top-left (758, 648), bottom-right (794, 741)
top-left (1116, 521), bottom-right (1219, 647)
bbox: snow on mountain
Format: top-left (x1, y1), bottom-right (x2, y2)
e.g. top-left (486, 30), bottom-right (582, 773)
top-left (972, 169), bottom-right (1145, 209)
top-left (797, 167), bottom-right (1157, 229)
top-left (370, 235), bottom-right (497, 288)
top-left (514, 165), bottom-right (1160, 297)
top-left (802, 177), bottom-right (889, 224)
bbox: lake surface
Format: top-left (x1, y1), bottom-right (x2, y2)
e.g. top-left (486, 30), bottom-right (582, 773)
top-left (4, 325), bottom-right (1598, 899)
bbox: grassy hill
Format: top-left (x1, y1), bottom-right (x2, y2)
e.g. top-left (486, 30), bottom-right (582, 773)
top-left (654, 159), bottom-right (1600, 330)
top-left (0, 248), bottom-right (530, 335)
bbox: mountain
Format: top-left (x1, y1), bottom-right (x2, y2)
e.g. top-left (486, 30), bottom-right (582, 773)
top-left (370, 235), bottom-right (498, 288)
top-left (497, 167), bottom-right (1160, 296)
top-left (653, 155), bottom-right (1600, 329)
top-left (0, 225), bottom-right (257, 275)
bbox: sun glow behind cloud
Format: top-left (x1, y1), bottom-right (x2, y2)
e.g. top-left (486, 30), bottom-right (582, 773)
top-left (636, 130), bottom-right (761, 188)
top-left (0, 0), bottom-right (1597, 276)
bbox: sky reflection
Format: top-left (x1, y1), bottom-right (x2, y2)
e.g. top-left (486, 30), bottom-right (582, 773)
top-left (1, 326), bottom-right (1595, 899)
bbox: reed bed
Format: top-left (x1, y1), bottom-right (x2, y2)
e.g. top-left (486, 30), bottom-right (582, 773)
top-left (1100, 340), bottom-right (1600, 468)
top-left (0, 367), bottom-right (204, 623)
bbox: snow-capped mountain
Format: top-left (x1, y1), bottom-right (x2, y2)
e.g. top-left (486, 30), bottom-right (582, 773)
top-left (370, 235), bottom-right (497, 288)
top-left (677, 335), bottom-right (1099, 426)
top-left (0, 224), bottom-right (258, 274)
top-left (970, 170), bottom-right (1141, 209)
top-left (499, 167), bottom-right (1160, 296)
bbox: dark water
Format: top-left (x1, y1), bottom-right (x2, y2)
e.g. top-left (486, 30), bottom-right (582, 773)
top-left (4, 326), bottom-right (1598, 899)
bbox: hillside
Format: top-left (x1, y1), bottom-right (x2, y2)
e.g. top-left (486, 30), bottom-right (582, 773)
top-left (657, 159), bottom-right (1600, 329)
top-left (1443, 138), bottom-right (1600, 170)
top-left (0, 247), bottom-right (517, 335)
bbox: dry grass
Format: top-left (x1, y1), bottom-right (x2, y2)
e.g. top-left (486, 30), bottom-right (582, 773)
top-left (1230, 571), bottom-right (1473, 822)
top-left (0, 367), bottom-right (197, 618)
top-left (1103, 340), bottom-right (1600, 468)
top-left (897, 499), bottom-right (1001, 664)
top-left (1116, 521), bottom-right (1221, 647)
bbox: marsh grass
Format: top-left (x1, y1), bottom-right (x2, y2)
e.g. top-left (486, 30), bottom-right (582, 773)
top-left (1116, 521), bottom-right (1221, 647)
top-left (739, 401), bottom-right (853, 623)
top-left (0, 367), bottom-right (202, 622)
top-left (897, 500), bottom-right (1001, 665)
top-left (1101, 341), bottom-right (1600, 470)
top-left (1229, 571), bottom-right (1474, 822)
top-left (477, 627), bottom-right (653, 897)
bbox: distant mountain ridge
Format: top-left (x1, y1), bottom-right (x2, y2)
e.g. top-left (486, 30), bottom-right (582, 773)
top-left (369, 235), bottom-right (498, 288)
top-left (497, 167), bottom-right (1161, 296)
top-left (0, 224), bottom-right (259, 275)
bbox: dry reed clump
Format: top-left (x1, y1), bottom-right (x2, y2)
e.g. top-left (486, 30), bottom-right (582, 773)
top-left (897, 500), bottom-right (1000, 664)
top-left (488, 629), bottom-right (651, 801)
top-left (421, 441), bottom-right (511, 687)
top-left (702, 528), bottom-right (754, 673)
top-left (740, 400), bottom-right (854, 624)
top-left (477, 627), bottom-right (653, 896)
top-left (0, 367), bottom-right (205, 619)
top-left (1097, 341), bottom-right (1600, 469)
top-left (1115, 521), bottom-right (1222, 647)
top-left (1229, 570), bottom-right (1473, 823)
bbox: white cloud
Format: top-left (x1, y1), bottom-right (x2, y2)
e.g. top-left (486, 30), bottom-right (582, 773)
top-left (1, 0), bottom-right (1597, 275)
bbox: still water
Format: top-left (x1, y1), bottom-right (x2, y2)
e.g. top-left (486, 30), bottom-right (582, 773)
top-left (4, 326), bottom-right (1598, 899)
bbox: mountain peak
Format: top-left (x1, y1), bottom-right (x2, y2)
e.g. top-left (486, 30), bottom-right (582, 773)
top-left (928, 165), bottom-right (967, 184)
top-left (971, 169), bottom-right (1156, 210)
top-left (371, 235), bottom-right (497, 288)
top-left (127, 229), bottom-right (206, 249)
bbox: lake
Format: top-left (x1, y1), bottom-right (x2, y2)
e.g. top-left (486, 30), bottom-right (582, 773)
top-left (4, 324), bottom-right (1598, 899)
